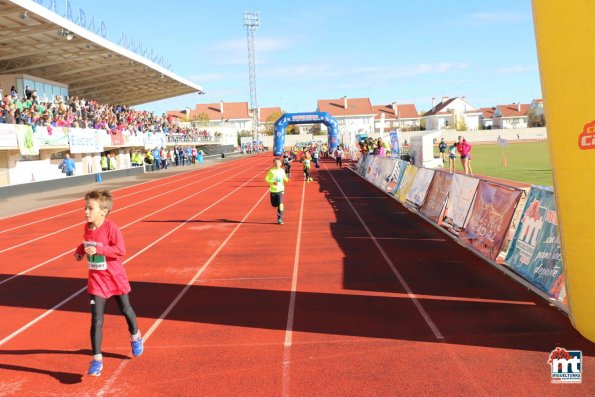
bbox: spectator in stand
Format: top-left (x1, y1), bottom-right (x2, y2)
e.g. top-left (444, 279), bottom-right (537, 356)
top-left (24, 85), bottom-right (33, 100)
top-left (10, 86), bottom-right (18, 98)
top-left (152, 147), bottom-right (161, 171)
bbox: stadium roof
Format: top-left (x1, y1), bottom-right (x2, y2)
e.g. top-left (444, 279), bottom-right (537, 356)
top-left (0, 0), bottom-right (204, 106)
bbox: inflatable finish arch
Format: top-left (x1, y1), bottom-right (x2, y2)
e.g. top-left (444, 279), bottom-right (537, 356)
top-left (273, 112), bottom-right (339, 156)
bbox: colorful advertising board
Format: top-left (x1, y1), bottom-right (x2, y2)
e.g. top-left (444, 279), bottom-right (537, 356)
top-left (420, 171), bottom-right (453, 223)
top-left (406, 168), bottom-right (435, 208)
top-left (444, 174), bottom-right (480, 229)
top-left (35, 126), bottom-right (69, 146)
top-left (504, 187), bottom-right (566, 303)
top-left (395, 165), bottom-right (418, 204)
top-left (458, 181), bottom-right (522, 260)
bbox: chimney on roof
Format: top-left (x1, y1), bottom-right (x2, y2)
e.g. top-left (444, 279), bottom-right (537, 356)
top-left (431, 97), bottom-right (436, 108)
top-left (343, 96), bottom-right (348, 110)
top-left (442, 96), bottom-right (449, 103)
top-left (391, 101), bottom-right (398, 118)
top-left (220, 101), bottom-right (224, 114)
top-left (185, 107), bottom-right (190, 121)
top-left (517, 103), bottom-right (521, 112)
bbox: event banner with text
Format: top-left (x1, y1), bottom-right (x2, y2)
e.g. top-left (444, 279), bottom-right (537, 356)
top-left (505, 187), bottom-right (566, 303)
top-left (458, 181), bottom-right (522, 260)
top-left (420, 171), bottom-right (453, 223)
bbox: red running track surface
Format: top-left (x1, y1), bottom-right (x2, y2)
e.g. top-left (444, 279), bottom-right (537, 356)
top-left (0, 154), bottom-right (593, 396)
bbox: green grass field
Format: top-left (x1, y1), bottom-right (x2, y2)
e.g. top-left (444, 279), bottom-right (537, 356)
top-left (435, 141), bottom-right (553, 186)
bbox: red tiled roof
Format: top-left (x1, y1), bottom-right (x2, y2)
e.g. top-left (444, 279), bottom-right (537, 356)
top-left (259, 107), bottom-right (283, 123)
top-left (496, 103), bottom-right (530, 117)
top-left (166, 110), bottom-right (186, 119)
top-left (423, 97), bottom-right (457, 116)
top-left (479, 107), bottom-right (495, 119)
top-left (317, 97), bottom-right (374, 116)
top-left (189, 102), bottom-right (250, 121)
top-left (532, 98), bottom-right (543, 103)
top-left (372, 103), bottom-right (419, 120)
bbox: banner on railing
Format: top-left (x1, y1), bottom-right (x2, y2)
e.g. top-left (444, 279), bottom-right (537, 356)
top-left (373, 158), bottom-right (396, 190)
top-left (504, 187), bottom-right (566, 302)
top-left (36, 126), bottom-right (69, 146)
top-left (122, 131), bottom-right (145, 146)
top-left (16, 125), bottom-right (40, 155)
top-left (395, 164), bottom-right (418, 203)
top-left (389, 159), bottom-right (409, 195)
top-left (110, 130), bottom-right (125, 146)
top-left (68, 128), bottom-right (104, 154)
top-left (144, 131), bottom-right (165, 150)
top-left (458, 181), bottom-right (522, 260)
top-left (390, 130), bottom-right (401, 158)
top-left (366, 156), bottom-right (383, 183)
top-left (444, 174), bottom-right (480, 229)
top-left (420, 171), bottom-right (453, 223)
top-left (0, 124), bottom-right (18, 147)
top-left (406, 168), bottom-right (435, 207)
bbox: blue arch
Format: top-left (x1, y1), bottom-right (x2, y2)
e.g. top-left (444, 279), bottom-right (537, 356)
top-left (273, 112), bottom-right (340, 156)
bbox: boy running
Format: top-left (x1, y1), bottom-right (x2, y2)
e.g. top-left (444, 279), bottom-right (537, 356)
top-left (74, 190), bottom-right (143, 376)
top-left (265, 158), bottom-right (289, 224)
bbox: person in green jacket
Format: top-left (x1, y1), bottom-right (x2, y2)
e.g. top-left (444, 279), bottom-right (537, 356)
top-left (100, 154), bottom-right (108, 171)
top-left (265, 158), bottom-right (289, 224)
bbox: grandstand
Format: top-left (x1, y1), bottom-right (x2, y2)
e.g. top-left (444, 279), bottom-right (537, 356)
top-left (0, 0), bottom-right (211, 186)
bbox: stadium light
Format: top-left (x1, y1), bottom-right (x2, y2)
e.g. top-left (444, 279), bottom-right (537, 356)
top-left (19, 11), bottom-right (28, 20)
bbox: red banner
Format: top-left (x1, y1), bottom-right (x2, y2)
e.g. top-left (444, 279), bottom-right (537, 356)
top-left (420, 171), bottom-right (453, 223)
top-left (458, 181), bottom-right (522, 260)
top-left (110, 130), bottom-right (124, 146)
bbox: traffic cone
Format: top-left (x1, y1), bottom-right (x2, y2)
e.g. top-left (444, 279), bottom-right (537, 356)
top-left (96, 172), bottom-right (102, 183)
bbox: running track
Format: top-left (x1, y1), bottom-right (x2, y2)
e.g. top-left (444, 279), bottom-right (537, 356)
top-left (0, 154), bottom-right (593, 396)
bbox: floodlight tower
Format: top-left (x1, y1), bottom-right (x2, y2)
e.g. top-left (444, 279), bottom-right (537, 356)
top-left (243, 11), bottom-right (260, 141)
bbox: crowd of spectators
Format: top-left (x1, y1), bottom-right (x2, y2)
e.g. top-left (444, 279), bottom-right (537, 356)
top-left (0, 85), bottom-right (215, 141)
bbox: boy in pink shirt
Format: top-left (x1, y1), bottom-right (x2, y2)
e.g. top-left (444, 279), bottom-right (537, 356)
top-left (74, 190), bottom-right (143, 376)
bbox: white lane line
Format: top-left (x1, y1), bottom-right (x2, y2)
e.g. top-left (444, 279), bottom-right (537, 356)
top-left (0, 160), bottom-right (263, 286)
top-left (0, 159), bottom-right (255, 254)
top-left (97, 188), bottom-right (270, 396)
top-left (0, 162), bottom-right (222, 228)
top-left (282, 177), bottom-right (307, 397)
top-left (323, 162), bottom-right (444, 340)
top-left (196, 276), bottom-right (292, 283)
top-left (0, 167), bottom-right (267, 348)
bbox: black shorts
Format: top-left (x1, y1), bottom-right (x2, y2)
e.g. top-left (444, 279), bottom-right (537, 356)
top-left (270, 192), bottom-right (284, 207)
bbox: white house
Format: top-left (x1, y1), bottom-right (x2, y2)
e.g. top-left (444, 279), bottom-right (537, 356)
top-left (479, 107), bottom-right (496, 129)
top-left (372, 103), bottom-right (420, 132)
top-left (493, 103), bottom-right (530, 129)
top-left (422, 96), bottom-right (480, 131)
top-left (317, 97), bottom-right (376, 143)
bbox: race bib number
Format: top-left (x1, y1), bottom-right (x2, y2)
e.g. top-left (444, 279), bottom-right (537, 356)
top-left (87, 254), bottom-right (107, 271)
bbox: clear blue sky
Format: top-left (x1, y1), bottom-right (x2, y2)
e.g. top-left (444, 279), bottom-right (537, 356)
top-left (52, 0), bottom-right (541, 114)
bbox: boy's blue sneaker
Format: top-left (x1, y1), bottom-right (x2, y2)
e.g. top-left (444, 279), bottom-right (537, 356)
top-left (87, 360), bottom-right (103, 376)
top-left (131, 337), bottom-right (144, 357)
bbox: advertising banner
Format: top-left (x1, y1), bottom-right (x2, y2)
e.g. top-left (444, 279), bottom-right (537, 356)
top-left (36, 126), bottom-right (69, 146)
top-left (122, 131), bottom-right (144, 147)
top-left (444, 174), bottom-right (480, 228)
top-left (458, 181), bottom-right (522, 260)
top-left (16, 125), bottom-right (40, 155)
top-left (365, 156), bottom-right (383, 183)
top-left (406, 168), bottom-right (435, 207)
top-left (389, 160), bottom-right (408, 195)
top-left (144, 131), bottom-right (165, 150)
top-left (533, 0), bottom-right (595, 341)
top-left (395, 164), bottom-right (418, 204)
top-left (110, 130), bottom-right (125, 146)
top-left (375, 158), bottom-right (396, 191)
top-left (504, 187), bottom-right (566, 302)
top-left (360, 154), bottom-right (375, 179)
top-left (390, 130), bottom-right (401, 158)
top-left (0, 124), bottom-right (18, 147)
top-left (68, 128), bottom-right (103, 154)
top-left (420, 171), bottom-right (453, 223)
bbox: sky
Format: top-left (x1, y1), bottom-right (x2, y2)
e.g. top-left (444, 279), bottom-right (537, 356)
top-left (44, 0), bottom-right (542, 114)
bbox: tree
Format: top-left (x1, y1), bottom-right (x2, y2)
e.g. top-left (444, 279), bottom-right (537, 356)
top-left (456, 117), bottom-right (468, 131)
top-left (195, 112), bottom-right (210, 123)
top-left (419, 111), bottom-right (426, 131)
top-left (264, 110), bottom-right (284, 135)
